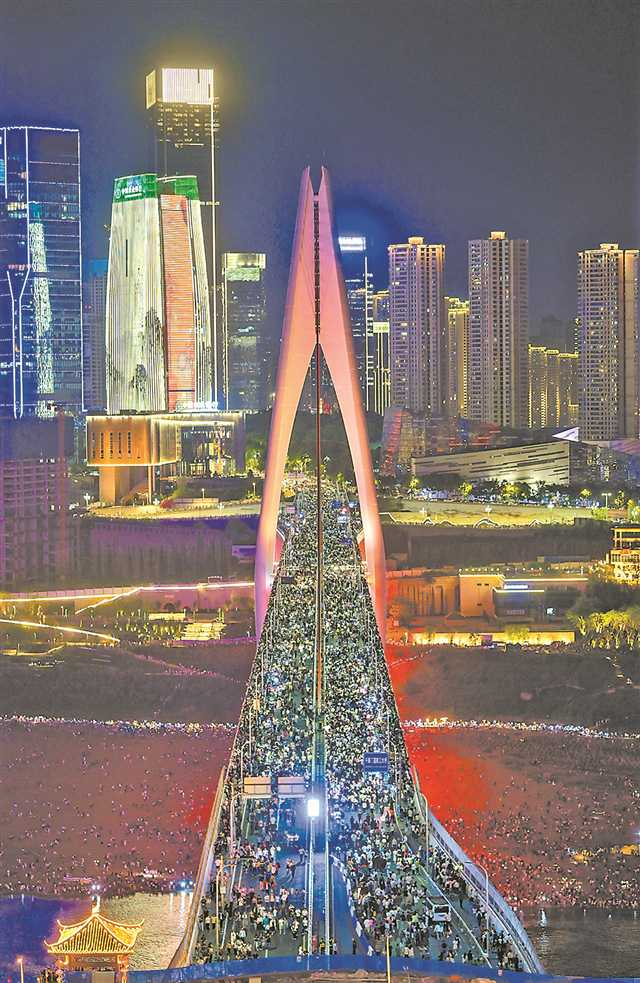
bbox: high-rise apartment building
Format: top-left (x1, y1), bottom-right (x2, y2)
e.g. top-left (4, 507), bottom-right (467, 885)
top-left (578, 243), bottom-right (639, 440)
top-left (0, 126), bottom-right (83, 418)
top-left (388, 236), bottom-right (446, 416)
top-left (146, 68), bottom-right (220, 403)
top-left (338, 235), bottom-right (372, 408)
top-left (106, 173), bottom-right (212, 415)
top-left (468, 231), bottom-right (529, 429)
top-left (528, 345), bottom-right (548, 429)
top-left (370, 289), bottom-right (391, 416)
top-left (222, 252), bottom-right (267, 411)
top-left (83, 259), bottom-right (107, 411)
top-left (445, 296), bottom-right (469, 417)
top-left (528, 345), bottom-right (578, 429)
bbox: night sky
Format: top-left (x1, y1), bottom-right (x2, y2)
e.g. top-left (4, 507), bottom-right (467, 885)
top-left (2, 0), bottom-right (638, 335)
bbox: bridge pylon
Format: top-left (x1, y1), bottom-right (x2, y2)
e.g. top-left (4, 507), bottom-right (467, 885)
top-left (254, 167), bottom-right (386, 641)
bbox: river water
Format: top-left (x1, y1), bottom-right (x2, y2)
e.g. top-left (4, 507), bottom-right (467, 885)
top-left (1, 895), bottom-right (639, 979)
top-left (0, 893), bottom-right (190, 975)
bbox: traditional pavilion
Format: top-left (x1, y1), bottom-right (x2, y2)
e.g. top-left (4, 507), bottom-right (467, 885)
top-left (45, 900), bottom-right (143, 977)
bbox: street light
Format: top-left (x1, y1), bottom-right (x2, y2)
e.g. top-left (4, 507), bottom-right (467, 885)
top-left (16, 957), bottom-right (24, 983)
top-left (307, 796), bottom-right (320, 819)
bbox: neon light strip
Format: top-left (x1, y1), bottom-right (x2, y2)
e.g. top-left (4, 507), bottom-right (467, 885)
top-left (5, 579), bottom-right (254, 604)
top-left (0, 617), bottom-right (118, 644)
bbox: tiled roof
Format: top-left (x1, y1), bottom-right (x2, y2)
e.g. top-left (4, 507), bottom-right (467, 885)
top-left (45, 910), bottom-right (143, 954)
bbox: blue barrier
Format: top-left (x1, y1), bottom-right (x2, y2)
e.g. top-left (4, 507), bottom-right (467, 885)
top-left (117, 952), bottom-right (639, 983)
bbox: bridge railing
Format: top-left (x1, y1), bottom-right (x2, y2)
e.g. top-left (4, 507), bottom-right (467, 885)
top-left (169, 767), bottom-right (226, 968)
top-left (124, 952), bottom-right (636, 983)
top-left (413, 778), bottom-right (544, 975)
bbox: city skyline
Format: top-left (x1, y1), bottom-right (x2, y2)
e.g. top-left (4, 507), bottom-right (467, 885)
top-left (2, 0), bottom-right (637, 340)
top-left (1, 4), bottom-right (640, 977)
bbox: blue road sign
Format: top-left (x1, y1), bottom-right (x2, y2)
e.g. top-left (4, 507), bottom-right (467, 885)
top-left (363, 751), bottom-right (389, 773)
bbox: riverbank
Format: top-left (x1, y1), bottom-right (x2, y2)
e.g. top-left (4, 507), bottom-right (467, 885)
top-left (0, 720), bottom-right (232, 898)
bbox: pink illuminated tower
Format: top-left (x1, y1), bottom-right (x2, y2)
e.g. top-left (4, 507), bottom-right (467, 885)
top-left (254, 168), bottom-right (386, 639)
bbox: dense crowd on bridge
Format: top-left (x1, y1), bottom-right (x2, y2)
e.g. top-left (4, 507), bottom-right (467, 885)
top-left (192, 487), bottom-right (530, 970)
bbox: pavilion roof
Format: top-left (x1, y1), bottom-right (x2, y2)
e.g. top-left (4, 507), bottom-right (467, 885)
top-left (45, 908), bottom-right (143, 955)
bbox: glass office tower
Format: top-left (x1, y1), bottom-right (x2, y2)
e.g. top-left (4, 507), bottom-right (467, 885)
top-left (338, 235), bottom-right (372, 409)
top-left (222, 252), bottom-right (267, 411)
top-left (0, 126), bottom-right (83, 418)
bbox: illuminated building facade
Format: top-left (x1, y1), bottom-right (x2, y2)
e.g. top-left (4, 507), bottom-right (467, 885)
top-left (0, 416), bottom-right (74, 587)
top-left (528, 345), bottom-right (578, 429)
top-left (609, 526), bottom-right (640, 584)
top-left (106, 173), bottom-right (212, 414)
top-left (445, 296), bottom-right (469, 417)
top-left (389, 236), bottom-right (446, 416)
top-left (87, 413), bottom-right (180, 504)
top-left (0, 126), bottom-right (83, 418)
top-left (83, 259), bottom-right (107, 411)
top-left (146, 67), bottom-right (220, 403)
top-left (45, 900), bottom-right (142, 975)
top-left (222, 252), bottom-right (267, 411)
top-left (578, 243), bottom-right (639, 440)
top-left (411, 439), bottom-right (573, 485)
top-left (86, 410), bottom-right (244, 503)
top-left (370, 288), bottom-right (390, 415)
top-left (468, 231), bottom-right (529, 428)
top-left (338, 235), bottom-right (372, 408)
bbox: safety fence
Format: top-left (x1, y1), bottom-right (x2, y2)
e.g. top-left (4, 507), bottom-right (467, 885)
top-left (427, 809), bottom-right (544, 974)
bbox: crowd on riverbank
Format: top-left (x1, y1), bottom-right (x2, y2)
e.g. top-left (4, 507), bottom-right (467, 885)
top-left (0, 721), bottom-right (232, 898)
top-left (405, 726), bottom-right (640, 910)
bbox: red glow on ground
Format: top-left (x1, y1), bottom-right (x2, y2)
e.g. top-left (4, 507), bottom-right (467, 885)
top-left (185, 783), bottom-right (217, 831)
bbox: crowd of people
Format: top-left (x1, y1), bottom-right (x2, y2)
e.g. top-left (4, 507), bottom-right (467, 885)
top-left (409, 726), bottom-right (640, 910)
top-left (322, 496), bottom-right (526, 970)
top-left (192, 487), bottom-right (531, 971)
top-left (0, 720), bottom-right (232, 897)
top-left (193, 502), bottom-right (319, 962)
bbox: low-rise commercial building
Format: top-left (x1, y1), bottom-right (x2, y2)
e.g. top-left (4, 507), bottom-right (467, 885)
top-left (412, 440), bottom-right (573, 485)
top-left (609, 526), bottom-right (640, 584)
top-left (87, 411), bottom-right (245, 504)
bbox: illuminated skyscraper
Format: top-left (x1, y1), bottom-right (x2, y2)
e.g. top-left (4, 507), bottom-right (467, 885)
top-left (445, 296), bottom-right (469, 417)
top-left (146, 68), bottom-right (220, 402)
top-left (106, 174), bottom-right (212, 414)
top-left (528, 345), bottom-right (578, 430)
top-left (468, 231), bottom-right (529, 429)
top-left (528, 345), bottom-right (548, 429)
top-left (0, 126), bottom-right (83, 418)
top-left (370, 289), bottom-right (391, 415)
top-left (222, 253), bottom-right (267, 411)
top-left (83, 259), bottom-right (107, 411)
top-left (388, 236), bottom-right (446, 416)
top-left (338, 235), bottom-right (372, 408)
top-left (578, 243), bottom-right (639, 440)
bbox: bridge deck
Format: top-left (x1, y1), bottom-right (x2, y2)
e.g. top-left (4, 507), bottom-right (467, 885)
top-left (177, 487), bottom-right (542, 975)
